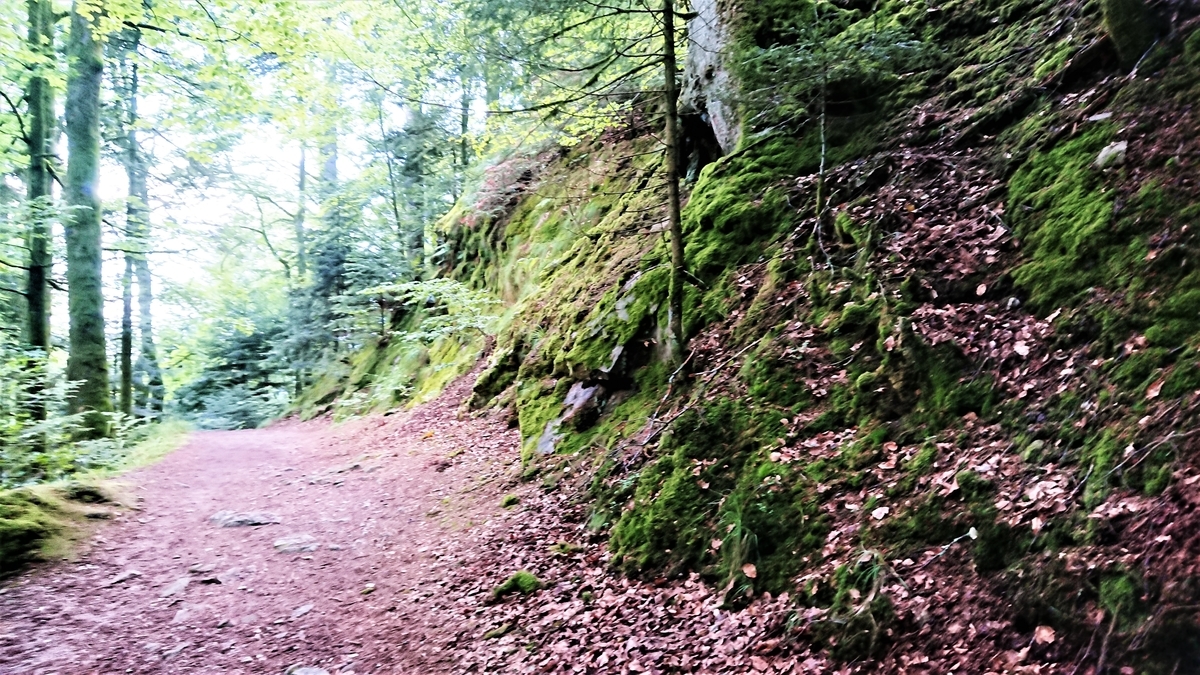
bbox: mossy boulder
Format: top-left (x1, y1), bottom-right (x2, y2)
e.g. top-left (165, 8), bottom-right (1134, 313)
top-left (0, 490), bottom-right (60, 575)
top-left (1100, 0), bottom-right (1156, 67)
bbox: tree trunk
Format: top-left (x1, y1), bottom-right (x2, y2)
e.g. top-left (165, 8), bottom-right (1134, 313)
top-left (460, 67), bottom-right (471, 169)
top-left (115, 26), bottom-right (163, 416)
top-left (662, 0), bottom-right (687, 364)
top-left (134, 255), bottom-right (162, 414)
top-left (23, 0), bottom-right (56, 448)
top-left (65, 0), bottom-right (112, 437)
top-left (294, 146), bottom-right (307, 278)
top-left (24, 0), bottom-right (54, 356)
top-left (120, 255), bottom-right (133, 416)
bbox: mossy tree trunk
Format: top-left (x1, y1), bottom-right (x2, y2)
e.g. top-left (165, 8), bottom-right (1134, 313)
top-left (120, 255), bottom-right (133, 415)
top-left (663, 0), bottom-right (687, 364)
top-left (24, 0), bottom-right (54, 356)
top-left (65, 0), bottom-right (112, 437)
top-left (23, 0), bottom-right (56, 442)
top-left (1102, 0), bottom-right (1155, 68)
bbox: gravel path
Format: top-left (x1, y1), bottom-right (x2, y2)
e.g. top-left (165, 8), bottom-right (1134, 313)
top-left (0, 375), bottom-right (520, 675)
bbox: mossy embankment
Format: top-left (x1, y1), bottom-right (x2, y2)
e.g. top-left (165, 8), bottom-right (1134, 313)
top-left (0, 420), bottom-right (190, 574)
top-left (314, 0), bottom-right (1200, 669)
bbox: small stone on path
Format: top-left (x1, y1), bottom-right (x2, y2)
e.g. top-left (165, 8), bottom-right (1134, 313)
top-left (106, 569), bottom-right (141, 586)
top-left (160, 577), bottom-right (191, 597)
top-left (291, 603), bottom-right (314, 619)
top-left (274, 534), bottom-right (320, 553)
top-left (210, 511), bottom-right (281, 527)
top-left (285, 666), bottom-right (330, 675)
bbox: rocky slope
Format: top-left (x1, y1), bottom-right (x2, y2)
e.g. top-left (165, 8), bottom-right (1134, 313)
top-left (313, 0), bottom-right (1200, 671)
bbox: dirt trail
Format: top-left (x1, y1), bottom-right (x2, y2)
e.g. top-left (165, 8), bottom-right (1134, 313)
top-left (0, 375), bottom-right (864, 675)
top-left (0, 375), bottom-right (521, 675)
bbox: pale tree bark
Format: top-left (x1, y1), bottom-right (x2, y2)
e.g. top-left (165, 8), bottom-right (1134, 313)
top-left (294, 146), bottom-right (307, 278)
top-left (115, 26), bottom-right (163, 416)
top-left (64, 0), bottom-right (112, 436)
top-left (662, 0), bottom-right (687, 364)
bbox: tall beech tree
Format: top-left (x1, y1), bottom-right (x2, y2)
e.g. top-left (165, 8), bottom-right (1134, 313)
top-left (64, 0), bottom-right (112, 435)
top-left (24, 0), bottom-right (54, 357)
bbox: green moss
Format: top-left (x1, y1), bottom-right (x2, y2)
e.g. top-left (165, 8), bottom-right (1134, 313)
top-left (904, 441), bottom-right (937, 475)
top-left (1099, 573), bottom-right (1145, 628)
top-left (1186, 27), bottom-right (1200, 65)
top-left (1101, 0), bottom-right (1156, 67)
top-left (500, 494), bottom-right (520, 508)
top-left (492, 570), bottom-right (543, 599)
top-left (955, 470), bottom-right (994, 502)
top-left (1009, 124), bottom-right (1122, 310)
top-left (1080, 430), bottom-right (1125, 507)
top-left (1145, 285), bottom-right (1200, 347)
top-left (0, 490), bottom-right (61, 575)
top-left (1162, 357), bottom-right (1200, 398)
top-left (609, 400), bottom-right (825, 591)
top-left (682, 136), bottom-right (809, 281)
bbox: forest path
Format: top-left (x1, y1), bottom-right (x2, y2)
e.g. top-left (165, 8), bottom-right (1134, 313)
top-left (0, 373), bottom-right (522, 675)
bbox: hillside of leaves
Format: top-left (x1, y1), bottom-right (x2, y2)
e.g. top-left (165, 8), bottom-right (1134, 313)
top-left (303, 1), bottom-right (1200, 672)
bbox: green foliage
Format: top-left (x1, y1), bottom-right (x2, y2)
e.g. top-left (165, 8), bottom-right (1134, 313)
top-left (738, 1), bottom-right (937, 128)
top-left (358, 278), bottom-right (501, 344)
top-left (172, 320), bottom-right (292, 430)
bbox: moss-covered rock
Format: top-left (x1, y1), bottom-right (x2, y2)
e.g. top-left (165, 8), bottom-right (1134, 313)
top-left (0, 490), bottom-right (61, 575)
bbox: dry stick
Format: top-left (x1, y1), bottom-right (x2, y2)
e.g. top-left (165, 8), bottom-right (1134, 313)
top-left (1067, 462), bottom-right (1094, 504)
top-left (1068, 621), bottom-right (1103, 675)
top-left (1095, 610), bottom-right (1118, 675)
top-left (1106, 428), bottom-right (1199, 481)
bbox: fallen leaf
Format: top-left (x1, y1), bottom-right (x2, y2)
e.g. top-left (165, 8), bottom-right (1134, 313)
top-left (1013, 341), bottom-right (1030, 357)
top-left (1146, 378), bottom-right (1165, 400)
top-left (1031, 517), bottom-right (1044, 535)
top-left (742, 563), bottom-right (757, 579)
top-left (976, 284), bottom-right (987, 296)
top-left (1033, 625), bottom-right (1055, 645)
top-left (750, 655), bottom-right (770, 671)
top-left (871, 506), bottom-right (890, 520)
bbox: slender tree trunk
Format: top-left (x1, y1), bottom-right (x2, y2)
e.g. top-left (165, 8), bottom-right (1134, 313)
top-left (134, 256), bottom-right (162, 413)
top-left (662, 0), bottom-right (687, 364)
top-left (294, 146), bottom-right (307, 278)
top-left (115, 27), bottom-right (163, 416)
top-left (460, 68), bottom-right (471, 169)
top-left (64, 0), bottom-right (112, 437)
top-left (25, 0), bottom-right (54, 356)
top-left (120, 255), bottom-right (133, 415)
top-left (374, 102), bottom-right (404, 246)
top-left (814, 2), bottom-right (828, 223)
